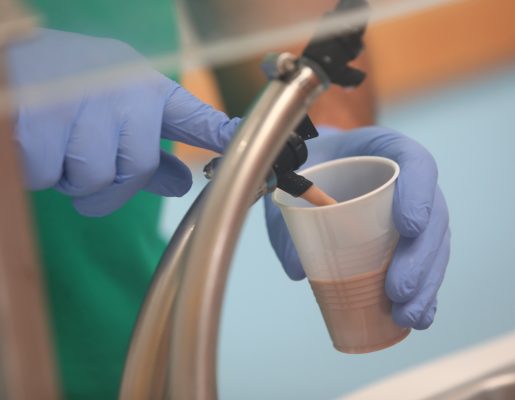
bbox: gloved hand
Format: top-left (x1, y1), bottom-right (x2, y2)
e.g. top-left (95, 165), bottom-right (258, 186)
top-left (265, 126), bottom-right (450, 329)
top-left (7, 29), bottom-right (240, 216)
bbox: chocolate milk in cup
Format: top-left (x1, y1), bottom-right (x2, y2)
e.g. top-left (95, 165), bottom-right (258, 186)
top-left (272, 156), bottom-right (409, 353)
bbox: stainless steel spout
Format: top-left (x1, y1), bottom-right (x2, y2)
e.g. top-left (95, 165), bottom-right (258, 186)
top-left (120, 185), bottom-right (209, 399)
top-left (169, 60), bottom-right (327, 400)
top-left (120, 55), bottom-right (328, 400)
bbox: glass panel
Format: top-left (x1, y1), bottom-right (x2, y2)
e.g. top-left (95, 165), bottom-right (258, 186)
top-left (7, 0), bottom-right (460, 105)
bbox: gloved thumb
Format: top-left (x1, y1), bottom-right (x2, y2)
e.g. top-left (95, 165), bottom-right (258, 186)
top-left (144, 150), bottom-right (192, 197)
top-left (264, 195), bottom-right (306, 281)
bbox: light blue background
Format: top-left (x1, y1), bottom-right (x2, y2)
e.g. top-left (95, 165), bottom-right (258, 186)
top-left (161, 64), bottom-right (515, 400)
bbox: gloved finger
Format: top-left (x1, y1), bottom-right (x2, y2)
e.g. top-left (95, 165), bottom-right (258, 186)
top-left (15, 103), bottom-right (75, 190)
top-left (73, 85), bottom-right (163, 216)
top-left (160, 79), bottom-right (241, 154)
top-left (144, 150), bottom-right (192, 197)
top-left (413, 298), bottom-right (438, 330)
top-left (385, 186), bottom-right (449, 302)
top-left (391, 228), bottom-right (450, 328)
top-left (56, 97), bottom-right (118, 196)
top-left (264, 195), bottom-right (306, 281)
top-left (392, 147), bottom-right (438, 238)
top-left (337, 128), bottom-right (438, 237)
top-left (72, 177), bottom-right (147, 217)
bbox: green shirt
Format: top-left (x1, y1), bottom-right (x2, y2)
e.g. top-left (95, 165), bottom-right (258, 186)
top-left (27, 1), bottom-right (179, 398)
top-left (32, 191), bottom-right (167, 399)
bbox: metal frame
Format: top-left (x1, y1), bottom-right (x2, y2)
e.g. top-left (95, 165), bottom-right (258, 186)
top-left (0, 37), bottom-right (60, 400)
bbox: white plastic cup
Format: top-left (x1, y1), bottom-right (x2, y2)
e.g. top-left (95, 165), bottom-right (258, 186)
top-left (272, 156), bottom-right (410, 353)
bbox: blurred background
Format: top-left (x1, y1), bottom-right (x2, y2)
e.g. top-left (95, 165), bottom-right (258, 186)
top-left (167, 1), bottom-right (515, 398)
top-left (4, 0), bottom-right (515, 398)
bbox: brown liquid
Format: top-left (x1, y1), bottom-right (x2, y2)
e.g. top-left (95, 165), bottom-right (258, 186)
top-left (309, 268), bottom-right (409, 354)
top-left (300, 184), bottom-right (338, 207)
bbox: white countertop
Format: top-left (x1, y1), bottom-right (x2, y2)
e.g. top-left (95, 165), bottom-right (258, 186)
top-left (343, 331), bottom-right (515, 400)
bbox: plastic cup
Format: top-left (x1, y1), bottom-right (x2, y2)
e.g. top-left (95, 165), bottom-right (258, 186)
top-left (272, 156), bottom-right (410, 353)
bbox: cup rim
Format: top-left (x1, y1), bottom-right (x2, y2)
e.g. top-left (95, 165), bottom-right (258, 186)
top-left (272, 156), bottom-right (400, 211)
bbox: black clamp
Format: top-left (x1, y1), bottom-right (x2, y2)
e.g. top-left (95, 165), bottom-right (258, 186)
top-left (303, 0), bottom-right (369, 88)
top-left (272, 116), bottom-right (317, 196)
top-left (272, 0), bottom-right (369, 198)
top-left (205, 1), bottom-right (370, 200)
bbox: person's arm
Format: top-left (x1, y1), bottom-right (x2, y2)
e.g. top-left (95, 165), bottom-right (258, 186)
top-left (208, 0), bottom-right (375, 127)
top-left (214, 46), bottom-right (376, 128)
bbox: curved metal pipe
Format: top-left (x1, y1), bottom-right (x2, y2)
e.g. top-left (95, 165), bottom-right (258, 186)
top-left (169, 60), bottom-right (328, 399)
top-left (120, 186), bottom-right (209, 399)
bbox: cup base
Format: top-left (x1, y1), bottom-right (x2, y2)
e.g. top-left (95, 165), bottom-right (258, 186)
top-left (333, 327), bottom-right (410, 354)
top-left (310, 265), bottom-right (410, 354)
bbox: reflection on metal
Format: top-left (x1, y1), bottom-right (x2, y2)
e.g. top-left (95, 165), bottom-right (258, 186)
top-left (169, 57), bottom-right (326, 400)
top-left (2, 0), bottom-right (468, 112)
top-left (0, 49), bottom-right (60, 400)
top-left (120, 186), bottom-right (208, 399)
top-left (203, 156), bottom-right (278, 204)
top-left (120, 55), bottom-right (327, 399)
top-left (426, 365), bottom-right (515, 400)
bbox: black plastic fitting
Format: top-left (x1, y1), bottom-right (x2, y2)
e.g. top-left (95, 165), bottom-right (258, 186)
top-left (272, 0), bottom-right (369, 198)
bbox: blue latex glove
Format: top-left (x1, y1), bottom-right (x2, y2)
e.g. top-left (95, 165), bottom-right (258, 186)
top-left (7, 29), bottom-right (240, 216)
top-left (265, 126), bottom-right (450, 329)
